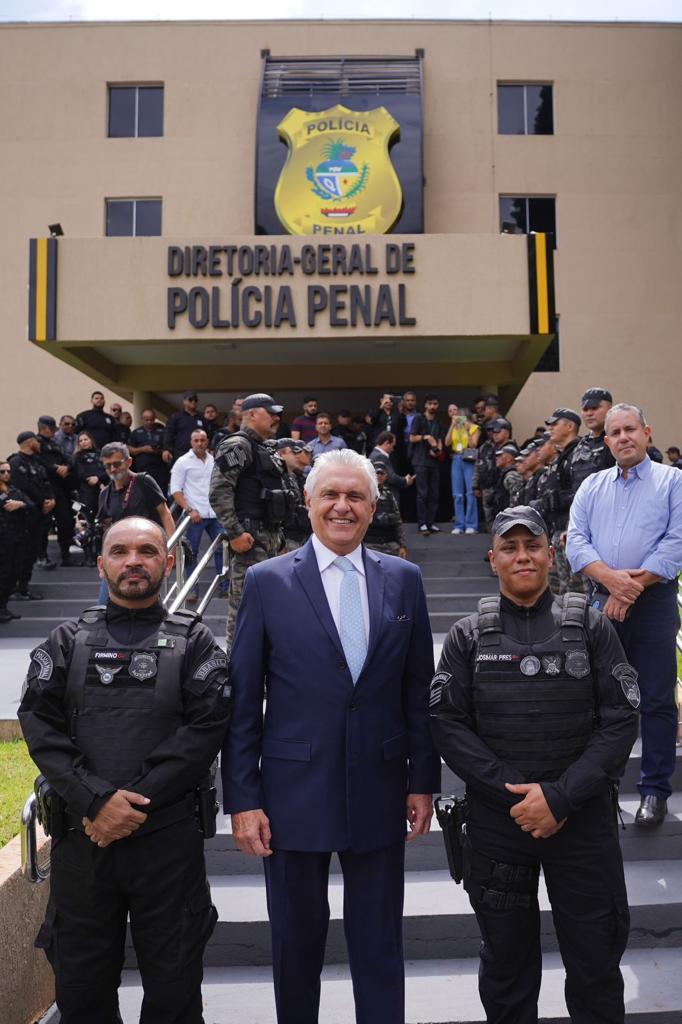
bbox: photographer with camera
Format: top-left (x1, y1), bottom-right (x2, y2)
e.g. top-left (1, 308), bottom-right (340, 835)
top-left (445, 404), bottom-right (480, 534)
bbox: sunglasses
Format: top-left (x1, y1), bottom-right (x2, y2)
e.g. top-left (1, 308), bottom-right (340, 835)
top-left (103, 460), bottom-right (127, 471)
top-left (0, 468), bottom-right (10, 474)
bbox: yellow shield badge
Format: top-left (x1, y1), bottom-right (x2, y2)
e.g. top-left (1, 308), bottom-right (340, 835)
top-left (274, 105), bottom-right (402, 236)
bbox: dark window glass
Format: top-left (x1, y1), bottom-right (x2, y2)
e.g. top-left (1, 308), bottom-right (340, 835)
top-left (498, 85), bottom-right (525, 135)
top-left (499, 197), bottom-right (556, 244)
top-left (108, 87), bottom-right (136, 137)
top-left (498, 84), bottom-right (553, 135)
top-left (106, 200), bottom-right (134, 236)
top-left (527, 85), bottom-right (553, 135)
top-left (499, 196), bottom-right (527, 234)
top-left (135, 200), bottom-right (162, 236)
top-left (535, 324), bottom-right (560, 373)
top-left (138, 87), bottom-right (164, 137)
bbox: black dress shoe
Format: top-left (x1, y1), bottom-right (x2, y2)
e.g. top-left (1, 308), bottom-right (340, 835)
top-left (634, 795), bottom-right (668, 828)
top-left (0, 608), bottom-right (13, 623)
top-left (12, 589), bottom-right (44, 601)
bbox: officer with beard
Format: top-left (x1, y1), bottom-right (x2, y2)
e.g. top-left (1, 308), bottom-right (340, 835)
top-left (19, 517), bottom-right (231, 1024)
top-left (429, 506), bottom-right (638, 1024)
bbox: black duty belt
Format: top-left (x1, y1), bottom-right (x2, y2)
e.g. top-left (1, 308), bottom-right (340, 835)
top-left (66, 793), bottom-right (195, 838)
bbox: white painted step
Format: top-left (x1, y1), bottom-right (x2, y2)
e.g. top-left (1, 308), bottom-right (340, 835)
top-left (207, 860), bottom-right (682, 923)
top-left (80, 948), bottom-right (682, 1023)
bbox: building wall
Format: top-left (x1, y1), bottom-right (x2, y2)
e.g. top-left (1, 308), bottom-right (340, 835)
top-left (1, 20), bottom-right (680, 456)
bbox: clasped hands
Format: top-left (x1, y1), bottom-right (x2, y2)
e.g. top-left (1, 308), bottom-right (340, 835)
top-left (505, 782), bottom-right (565, 840)
top-left (602, 568), bottom-right (649, 622)
top-left (82, 789), bottom-right (150, 848)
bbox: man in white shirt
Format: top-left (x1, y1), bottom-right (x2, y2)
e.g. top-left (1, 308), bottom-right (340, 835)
top-left (224, 448), bottom-right (440, 1024)
top-left (170, 429), bottom-right (227, 600)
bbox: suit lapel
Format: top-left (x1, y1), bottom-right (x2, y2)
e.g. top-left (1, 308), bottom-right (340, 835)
top-left (361, 546), bottom-right (385, 676)
top-left (293, 539), bottom-right (344, 657)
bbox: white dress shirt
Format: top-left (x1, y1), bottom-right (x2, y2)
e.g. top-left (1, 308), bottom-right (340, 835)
top-left (311, 535), bottom-right (370, 640)
top-left (169, 449), bottom-right (216, 519)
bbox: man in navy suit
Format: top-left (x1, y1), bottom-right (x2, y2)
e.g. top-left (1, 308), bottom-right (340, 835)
top-left (224, 448), bottom-right (441, 1024)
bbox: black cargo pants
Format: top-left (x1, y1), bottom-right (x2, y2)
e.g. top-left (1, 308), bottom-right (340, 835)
top-left (464, 789), bottom-right (629, 1024)
top-left (37, 816), bottom-right (217, 1024)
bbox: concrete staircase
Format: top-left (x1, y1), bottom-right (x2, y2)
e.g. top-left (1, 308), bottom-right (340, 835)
top-left (33, 530), bottom-right (682, 1023)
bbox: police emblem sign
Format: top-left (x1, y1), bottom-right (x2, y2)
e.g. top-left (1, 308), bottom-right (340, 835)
top-left (274, 105), bottom-right (402, 236)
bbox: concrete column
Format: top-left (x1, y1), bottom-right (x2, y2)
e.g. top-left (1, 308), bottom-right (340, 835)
top-left (132, 390), bottom-right (153, 426)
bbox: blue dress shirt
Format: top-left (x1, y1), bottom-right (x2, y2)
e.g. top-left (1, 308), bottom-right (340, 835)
top-left (567, 456), bottom-right (682, 581)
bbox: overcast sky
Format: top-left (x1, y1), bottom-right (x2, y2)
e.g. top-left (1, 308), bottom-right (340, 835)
top-left (1, 0), bottom-right (680, 22)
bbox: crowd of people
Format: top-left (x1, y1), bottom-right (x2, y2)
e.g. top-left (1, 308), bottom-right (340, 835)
top-left (1, 384), bottom-right (681, 625)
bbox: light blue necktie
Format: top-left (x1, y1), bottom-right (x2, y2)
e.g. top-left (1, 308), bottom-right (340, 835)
top-left (333, 555), bottom-right (368, 684)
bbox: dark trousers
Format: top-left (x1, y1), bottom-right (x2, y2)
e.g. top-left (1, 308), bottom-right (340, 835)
top-left (613, 580), bottom-right (679, 799)
top-left (17, 508), bottom-right (42, 590)
top-left (0, 534), bottom-right (24, 606)
top-left (264, 842), bottom-right (406, 1024)
top-left (465, 791), bottom-right (629, 1024)
top-left (415, 464), bottom-right (440, 527)
top-left (37, 818), bottom-right (217, 1024)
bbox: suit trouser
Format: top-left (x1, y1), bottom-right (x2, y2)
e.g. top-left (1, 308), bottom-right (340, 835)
top-left (613, 580), bottom-right (679, 800)
top-left (415, 464), bottom-right (440, 526)
top-left (37, 818), bottom-right (216, 1024)
top-left (264, 842), bottom-right (406, 1024)
top-left (465, 791), bottom-right (629, 1024)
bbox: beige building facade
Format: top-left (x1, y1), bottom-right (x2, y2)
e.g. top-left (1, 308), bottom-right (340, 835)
top-left (2, 19), bottom-right (681, 455)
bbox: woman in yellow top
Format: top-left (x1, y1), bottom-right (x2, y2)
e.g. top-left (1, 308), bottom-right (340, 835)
top-left (445, 404), bottom-right (480, 534)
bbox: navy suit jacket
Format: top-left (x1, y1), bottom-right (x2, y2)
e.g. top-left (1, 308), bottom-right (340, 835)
top-left (223, 538), bottom-right (441, 853)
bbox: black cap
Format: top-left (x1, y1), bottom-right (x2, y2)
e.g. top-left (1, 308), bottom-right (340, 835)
top-left (275, 437), bottom-right (311, 454)
top-left (492, 505), bottom-right (550, 539)
top-left (484, 395), bottom-right (500, 408)
top-left (17, 430), bottom-right (38, 444)
top-left (183, 390), bottom-right (198, 400)
top-left (337, 408), bottom-right (351, 418)
top-left (581, 387), bottom-right (612, 409)
top-left (495, 443), bottom-right (520, 457)
top-left (490, 418), bottom-right (512, 433)
top-left (38, 415), bottom-right (57, 428)
top-left (539, 431), bottom-right (552, 442)
top-left (545, 408), bottom-right (581, 428)
top-left (242, 393), bottom-right (283, 415)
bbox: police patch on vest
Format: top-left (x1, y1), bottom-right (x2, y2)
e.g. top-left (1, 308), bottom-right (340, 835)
top-left (129, 652), bottom-right (158, 681)
top-left (520, 656), bottom-right (541, 676)
top-left (429, 671), bottom-right (451, 708)
top-left (612, 662), bottom-right (641, 708)
top-left (219, 445), bottom-right (248, 470)
top-left (541, 654), bottom-right (562, 676)
top-left (565, 650), bottom-right (590, 679)
top-left (194, 656), bottom-right (228, 682)
top-left (95, 664), bottom-right (123, 686)
top-left (32, 648), bottom-right (53, 681)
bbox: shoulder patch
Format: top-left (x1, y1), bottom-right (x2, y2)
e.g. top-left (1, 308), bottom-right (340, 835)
top-left (32, 648), bottom-right (54, 682)
top-left (194, 656), bottom-right (228, 681)
top-left (217, 442), bottom-right (249, 471)
top-left (612, 662), bottom-right (640, 708)
top-left (429, 670), bottom-right (452, 708)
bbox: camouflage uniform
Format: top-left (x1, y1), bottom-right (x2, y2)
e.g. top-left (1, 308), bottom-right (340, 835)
top-left (282, 469), bottom-right (311, 553)
top-left (209, 426), bottom-right (285, 650)
top-left (533, 443), bottom-right (585, 595)
top-left (472, 439), bottom-right (497, 532)
top-left (364, 485), bottom-right (407, 558)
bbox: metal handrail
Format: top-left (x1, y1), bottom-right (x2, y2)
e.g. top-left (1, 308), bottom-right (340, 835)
top-left (164, 513), bottom-right (191, 607)
top-left (168, 532), bottom-right (227, 615)
top-left (21, 794), bottom-right (50, 883)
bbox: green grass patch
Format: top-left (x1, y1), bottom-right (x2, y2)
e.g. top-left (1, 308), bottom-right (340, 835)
top-left (0, 740), bottom-right (37, 850)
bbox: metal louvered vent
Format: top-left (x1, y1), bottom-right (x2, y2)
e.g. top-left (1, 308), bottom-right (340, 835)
top-left (262, 56), bottom-right (422, 98)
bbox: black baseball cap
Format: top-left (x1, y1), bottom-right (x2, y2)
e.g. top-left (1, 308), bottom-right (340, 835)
top-left (38, 415), bottom-right (57, 428)
top-left (17, 430), bottom-right (38, 444)
top-left (484, 395), bottom-right (500, 408)
top-left (275, 437), bottom-right (311, 454)
top-left (183, 390), bottom-right (199, 400)
top-left (495, 443), bottom-right (520, 457)
top-left (545, 408), bottom-right (581, 428)
top-left (492, 505), bottom-right (550, 539)
top-left (581, 387), bottom-right (612, 409)
top-left (242, 393), bottom-right (283, 414)
top-left (490, 418), bottom-right (512, 433)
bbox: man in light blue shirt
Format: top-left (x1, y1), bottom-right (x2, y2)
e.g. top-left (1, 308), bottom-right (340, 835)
top-left (308, 411), bottom-right (347, 465)
top-left (567, 403), bottom-right (682, 827)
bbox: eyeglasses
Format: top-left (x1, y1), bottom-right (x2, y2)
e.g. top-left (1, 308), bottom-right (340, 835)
top-left (103, 460), bottom-right (126, 471)
top-left (0, 468), bottom-right (10, 474)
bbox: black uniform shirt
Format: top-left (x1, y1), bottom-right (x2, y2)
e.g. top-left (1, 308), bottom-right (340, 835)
top-left (163, 410), bottom-right (204, 459)
top-left (429, 588), bottom-right (638, 822)
top-left (75, 408), bottom-right (118, 450)
top-left (7, 452), bottom-right (54, 505)
top-left (18, 599), bottom-right (231, 820)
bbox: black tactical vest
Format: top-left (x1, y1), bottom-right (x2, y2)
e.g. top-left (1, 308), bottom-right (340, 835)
top-left (283, 471), bottom-right (311, 539)
top-left (569, 433), bottom-right (612, 494)
top-left (365, 488), bottom-right (401, 542)
top-left (230, 431), bottom-right (288, 524)
top-left (472, 593), bottom-right (595, 781)
top-left (65, 606), bottom-right (197, 789)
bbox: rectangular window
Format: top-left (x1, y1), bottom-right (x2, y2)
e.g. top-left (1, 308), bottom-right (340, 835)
top-left (499, 197), bottom-right (556, 243)
top-left (498, 84), bottom-right (553, 135)
top-left (106, 199), bottom-right (162, 237)
top-left (108, 85), bottom-right (163, 137)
